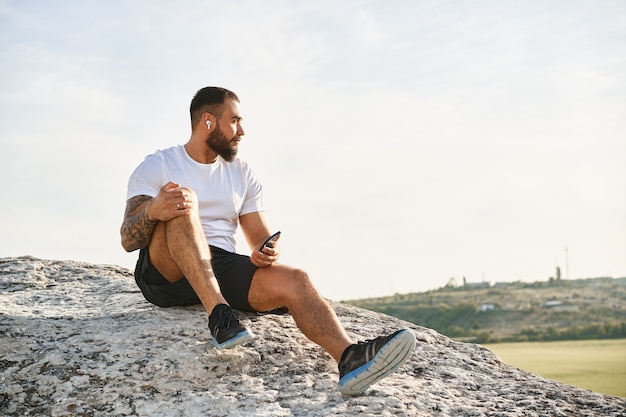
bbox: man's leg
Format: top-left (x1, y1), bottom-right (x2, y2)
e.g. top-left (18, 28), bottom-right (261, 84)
top-left (247, 265), bottom-right (353, 362)
top-left (248, 265), bottom-right (416, 396)
top-left (147, 190), bottom-right (253, 348)
top-left (148, 210), bottom-right (227, 314)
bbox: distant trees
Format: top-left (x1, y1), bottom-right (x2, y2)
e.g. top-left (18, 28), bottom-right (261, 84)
top-left (517, 323), bottom-right (626, 342)
top-left (395, 306), bottom-right (626, 343)
top-left (345, 277), bottom-right (626, 344)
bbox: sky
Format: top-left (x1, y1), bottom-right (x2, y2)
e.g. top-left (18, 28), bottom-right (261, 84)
top-left (0, 0), bottom-right (624, 301)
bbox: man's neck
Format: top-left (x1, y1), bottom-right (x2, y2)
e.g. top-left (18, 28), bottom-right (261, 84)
top-left (185, 139), bottom-right (218, 164)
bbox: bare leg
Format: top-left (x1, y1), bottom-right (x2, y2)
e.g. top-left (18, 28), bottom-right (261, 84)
top-left (148, 197), bottom-right (228, 314)
top-left (248, 265), bottom-right (353, 362)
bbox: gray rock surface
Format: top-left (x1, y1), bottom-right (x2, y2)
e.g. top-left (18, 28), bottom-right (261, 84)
top-left (1, 256), bottom-right (624, 416)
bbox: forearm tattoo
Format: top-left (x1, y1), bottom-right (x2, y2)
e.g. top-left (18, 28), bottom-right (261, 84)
top-left (121, 195), bottom-right (157, 252)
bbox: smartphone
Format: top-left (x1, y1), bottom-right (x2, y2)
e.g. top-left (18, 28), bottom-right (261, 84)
top-left (259, 231), bottom-right (281, 252)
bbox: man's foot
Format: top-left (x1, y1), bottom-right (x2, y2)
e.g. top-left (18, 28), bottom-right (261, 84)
top-left (208, 304), bottom-right (255, 349)
top-left (338, 329), bottom-right (416, 396)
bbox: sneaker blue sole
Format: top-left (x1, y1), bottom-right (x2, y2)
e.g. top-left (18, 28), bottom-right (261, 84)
top-left (212, 329), bottom-right (255, 349)
top-left (338, 329), bottom-right (416, 396)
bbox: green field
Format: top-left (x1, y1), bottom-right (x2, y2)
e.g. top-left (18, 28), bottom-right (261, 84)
top-left (484, 339), bottom-right (626, 398)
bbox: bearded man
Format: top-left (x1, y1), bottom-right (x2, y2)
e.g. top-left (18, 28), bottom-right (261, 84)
top-left (120, 86), bottom-right (415, 396)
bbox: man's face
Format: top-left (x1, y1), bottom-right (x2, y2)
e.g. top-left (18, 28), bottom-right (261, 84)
top-left (206, 123), bottom-right (239, 162)
top-left (206, 99), bottom-right (244, 162)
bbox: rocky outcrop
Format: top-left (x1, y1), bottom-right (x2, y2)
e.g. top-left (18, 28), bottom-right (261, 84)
top-left (1, 256), bottom-right (624, 416)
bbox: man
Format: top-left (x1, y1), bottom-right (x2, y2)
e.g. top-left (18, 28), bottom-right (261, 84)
top-left (120, 86), bottom-right (416, 396)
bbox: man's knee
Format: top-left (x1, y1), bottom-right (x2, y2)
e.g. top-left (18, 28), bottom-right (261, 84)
top-left (168, 187), bottom-right (202, 225)
top-left (293, 267), bottom-right (311, 283)
top-left (179, 187), bottom-right (199, 203)
top-left (285, 268), bottom-right (316, 294)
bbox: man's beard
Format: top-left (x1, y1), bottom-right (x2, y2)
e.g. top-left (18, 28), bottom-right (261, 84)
top-left (206, 126), bottom-right (239, 162)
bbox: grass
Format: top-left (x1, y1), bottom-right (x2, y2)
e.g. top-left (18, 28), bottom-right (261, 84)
top-left (484, 339), bottom-right (626, 398)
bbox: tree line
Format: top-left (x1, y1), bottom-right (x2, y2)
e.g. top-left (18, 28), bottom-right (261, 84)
top-left (356, 301), bottom-right (625, 344)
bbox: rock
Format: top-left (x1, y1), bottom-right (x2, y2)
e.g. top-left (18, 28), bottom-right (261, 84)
top-left (0, 256), bottom-right (624, 416)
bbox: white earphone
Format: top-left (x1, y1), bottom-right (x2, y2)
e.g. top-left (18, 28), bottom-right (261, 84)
top-left (205, 120), bottom-right (211, 128)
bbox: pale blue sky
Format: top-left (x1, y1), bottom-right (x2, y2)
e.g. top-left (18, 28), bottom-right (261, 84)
top-left (1, 0), bottom-right (624, 300)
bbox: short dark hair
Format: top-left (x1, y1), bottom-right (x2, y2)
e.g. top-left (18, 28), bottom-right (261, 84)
top-left (189, 86), bottom-right (239, 128)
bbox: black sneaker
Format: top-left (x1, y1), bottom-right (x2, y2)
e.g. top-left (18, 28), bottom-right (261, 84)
top-left (208, 304), bottom-right (255, 349)
top-left (338, 329), bottom-right (416, 396)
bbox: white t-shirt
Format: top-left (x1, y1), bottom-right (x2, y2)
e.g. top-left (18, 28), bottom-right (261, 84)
top-left (126, 145), bottom-right (264, 252)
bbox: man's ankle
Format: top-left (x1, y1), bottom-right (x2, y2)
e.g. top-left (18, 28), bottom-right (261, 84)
top-left (210, 303), bottom-right (229, 314)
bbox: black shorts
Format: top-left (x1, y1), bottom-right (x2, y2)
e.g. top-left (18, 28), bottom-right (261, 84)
top-left (134, 245), bottom-right (257, 312)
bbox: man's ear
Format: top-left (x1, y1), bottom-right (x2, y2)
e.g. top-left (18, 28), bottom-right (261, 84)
top-left (203, 113), bottom-right (216, 131)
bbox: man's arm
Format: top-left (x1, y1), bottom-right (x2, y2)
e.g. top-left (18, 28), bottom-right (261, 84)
top-left (120, 195), bottom-right (157, 252)
top-left (121, 182), bottom-right (194, 252)
top-left (240, 211), bottom-right (280, 268)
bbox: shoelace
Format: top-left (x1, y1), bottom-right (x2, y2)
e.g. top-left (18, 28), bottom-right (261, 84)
top-left (215, 307), bottom-right (236, 330)
top-left (356, 335), bottom-right (385, 347)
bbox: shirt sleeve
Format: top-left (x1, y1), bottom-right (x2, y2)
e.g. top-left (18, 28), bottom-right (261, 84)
top-left (240, 163), bottom-right (265, 215)
top-left (126, 154), bottom-right (164, 201)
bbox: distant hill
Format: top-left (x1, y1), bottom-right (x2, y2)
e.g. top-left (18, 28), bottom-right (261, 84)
top-left (342, 277), bottom-right (626, 343)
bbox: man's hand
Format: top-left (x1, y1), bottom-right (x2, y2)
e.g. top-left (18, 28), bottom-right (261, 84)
top-left (239, 212), bottom-right (280, 268)
top-left (250, 241), bottom-right (280, 268)
top-left (121, 182), bottom-right (195, 252)
top-left (145, 182), bottom-right (193, 221)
